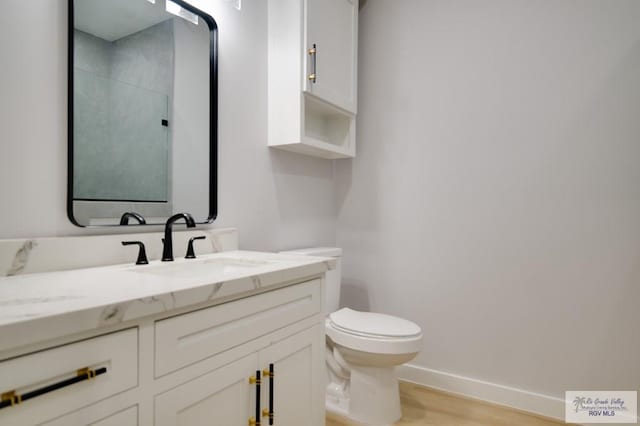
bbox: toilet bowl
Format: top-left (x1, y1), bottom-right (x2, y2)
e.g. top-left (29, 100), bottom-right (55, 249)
top-left (326, 308), bottom-right (422, 425)
top-left (282, 248), bottom-right (423, 426)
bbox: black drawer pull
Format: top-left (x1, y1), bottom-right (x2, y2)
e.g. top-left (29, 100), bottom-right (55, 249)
top-left (0, 367), bottom-right (107, 410)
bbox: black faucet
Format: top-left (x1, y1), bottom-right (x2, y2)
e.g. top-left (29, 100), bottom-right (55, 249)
top-left (121, 241), bottom-right (149, 265)
top-left (162, 213), bottom-right (196, 261)
top-left (119, 212), bottom-right (146, 225)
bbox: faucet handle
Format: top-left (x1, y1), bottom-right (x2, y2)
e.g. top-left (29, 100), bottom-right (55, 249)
top-left (122, 241), bottom-right (149, 265)
top-left (185, 236), bottom-right (206, 259)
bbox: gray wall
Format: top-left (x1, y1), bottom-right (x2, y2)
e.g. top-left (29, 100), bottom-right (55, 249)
top-left (336, 0), bottom-right (640, 402)
top-left (0, 0), bottom-right (336, 250)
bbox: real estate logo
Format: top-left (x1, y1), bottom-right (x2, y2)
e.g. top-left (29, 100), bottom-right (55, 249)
top-left (565, 391), bottom-right (638, 423)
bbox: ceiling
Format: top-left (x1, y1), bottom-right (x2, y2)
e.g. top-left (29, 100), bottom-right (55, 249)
top-left (74, 0), bottom-right (172, 41)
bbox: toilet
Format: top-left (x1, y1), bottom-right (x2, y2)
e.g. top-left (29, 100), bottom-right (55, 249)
top-left (283, 248), bottom-right (422, 426)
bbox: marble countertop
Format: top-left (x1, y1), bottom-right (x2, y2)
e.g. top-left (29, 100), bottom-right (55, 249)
top-left (0, 250), bottom-right (333, 354)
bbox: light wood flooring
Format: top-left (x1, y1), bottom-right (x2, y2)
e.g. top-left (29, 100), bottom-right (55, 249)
top-left (326, 382), bottom-right (567, 426)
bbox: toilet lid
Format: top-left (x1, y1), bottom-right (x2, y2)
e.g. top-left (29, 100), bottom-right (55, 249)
top-left (329, 308), bottom-right (422, 338)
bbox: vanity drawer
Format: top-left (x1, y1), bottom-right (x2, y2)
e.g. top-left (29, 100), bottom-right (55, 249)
top-left (155, 279), bottom-right (321, 376)
top-left (0, 328), bottom-right (138, 426)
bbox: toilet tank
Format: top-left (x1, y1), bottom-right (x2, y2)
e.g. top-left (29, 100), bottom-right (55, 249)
top-left (281, 247), bottom-right (342, 314)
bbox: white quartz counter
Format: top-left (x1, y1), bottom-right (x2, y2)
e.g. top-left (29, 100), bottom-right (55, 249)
top-left (0, 250), bottom-right (334, 354)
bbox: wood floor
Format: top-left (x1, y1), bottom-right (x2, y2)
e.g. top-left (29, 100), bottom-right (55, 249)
top-left (326, 382), bottom-right (567, 426)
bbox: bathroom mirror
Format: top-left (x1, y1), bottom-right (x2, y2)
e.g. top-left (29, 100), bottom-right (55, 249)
top-left (68, 0), bottom-right (217, 226)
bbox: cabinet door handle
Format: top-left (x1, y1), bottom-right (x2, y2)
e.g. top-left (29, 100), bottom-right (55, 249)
top-left (249, 370), bottom-right (261, 426)
top-left (0, 367), bottom-right (107, 410)
top-left (262, 364), bottom-right (274, 424)
top-left (308, 44), bottom-right (317, 83)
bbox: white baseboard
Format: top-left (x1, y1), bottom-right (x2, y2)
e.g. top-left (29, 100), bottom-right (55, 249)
top-left (397, 364), bottom-right (566, 421)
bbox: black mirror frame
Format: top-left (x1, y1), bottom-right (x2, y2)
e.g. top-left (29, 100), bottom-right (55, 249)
top-left (67, 0), bottom-right (218, 227)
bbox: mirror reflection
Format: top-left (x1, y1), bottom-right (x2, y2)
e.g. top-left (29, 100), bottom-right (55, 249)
top-left (69, 0), bottom-right (216, 226)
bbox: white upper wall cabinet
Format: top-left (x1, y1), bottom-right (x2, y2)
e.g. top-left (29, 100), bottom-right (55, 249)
top-left (304, 0), bottom-right (358, 113)
top-left (268, 0), bottom-right (359, 159)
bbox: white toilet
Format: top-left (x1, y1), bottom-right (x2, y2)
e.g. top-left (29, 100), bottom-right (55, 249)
top-left (284, 247), bottom-right (422, 426)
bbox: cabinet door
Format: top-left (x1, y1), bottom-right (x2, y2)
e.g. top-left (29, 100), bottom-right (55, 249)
top-left (258, 325), bottom-right (325, 426)
top-left (304, 0), bottom-right (358, 113)
top-left (155, 354), bottom-right (257, 426)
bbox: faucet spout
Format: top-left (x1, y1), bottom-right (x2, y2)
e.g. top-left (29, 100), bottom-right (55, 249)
top-left (162, 213), bottom-right (196, 261)
top-left (119, 211), bottom-right (146, 225)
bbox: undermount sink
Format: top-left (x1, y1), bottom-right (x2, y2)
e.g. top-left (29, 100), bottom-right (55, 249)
top-left (129, 257), bottom-right (271, 280)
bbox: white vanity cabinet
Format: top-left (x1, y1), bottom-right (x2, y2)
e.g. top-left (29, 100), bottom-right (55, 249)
top-left (268, 0), bottom-right (359, 158)
top-left (0, 277), bottom-right (326, 426)
top-left (154, 279), bottom-right (324, 426)
top-left (156, 325), bottom-right (324, 426)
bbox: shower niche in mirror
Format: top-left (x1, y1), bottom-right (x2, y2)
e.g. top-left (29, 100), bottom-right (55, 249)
top-left (68, 0), bottom-right (217, 226)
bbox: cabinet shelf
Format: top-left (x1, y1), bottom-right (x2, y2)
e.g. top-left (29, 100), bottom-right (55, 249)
top-left (270, 94), bottom-right (355, 159)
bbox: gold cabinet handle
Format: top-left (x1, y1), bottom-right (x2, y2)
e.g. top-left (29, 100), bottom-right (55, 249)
top-left (308, 44), bottom-right (317, 83)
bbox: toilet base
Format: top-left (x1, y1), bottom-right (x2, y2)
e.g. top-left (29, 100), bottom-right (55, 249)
top-left (326, 365), bottom-right (402, 426)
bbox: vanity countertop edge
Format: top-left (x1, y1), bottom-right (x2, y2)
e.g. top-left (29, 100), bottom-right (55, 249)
top-left (0, 250), bottom-right (335, 355)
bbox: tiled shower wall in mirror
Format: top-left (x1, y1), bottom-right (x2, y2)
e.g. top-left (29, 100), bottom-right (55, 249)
top-left (73, 21), bottom-right (174, 221)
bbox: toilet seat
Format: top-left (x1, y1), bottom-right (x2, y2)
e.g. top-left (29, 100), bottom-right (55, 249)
top-left (326, 308), bottom-right (422, 355)
top-left (330, 308), bottom-right (422, 338)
